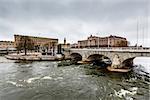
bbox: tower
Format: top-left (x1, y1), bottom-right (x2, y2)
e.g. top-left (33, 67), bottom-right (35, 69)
top-left (64, 38), bottom-right (66, 44)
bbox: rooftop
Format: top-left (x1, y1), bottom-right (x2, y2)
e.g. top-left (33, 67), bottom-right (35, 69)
top-left (88, 35), bottom-right (126, 40)
top-left (14, 34), bottom-right (58, 41)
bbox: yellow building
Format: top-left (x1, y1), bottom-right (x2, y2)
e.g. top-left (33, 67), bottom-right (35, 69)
top-left (14, 34), bottom-right (58, 51)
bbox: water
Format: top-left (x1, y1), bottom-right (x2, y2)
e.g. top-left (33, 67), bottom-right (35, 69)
top-left (0, 56), bottom-right (149, 100)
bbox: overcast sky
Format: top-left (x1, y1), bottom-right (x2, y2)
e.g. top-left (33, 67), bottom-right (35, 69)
top-left (0, 0), bottom-right (149, 46)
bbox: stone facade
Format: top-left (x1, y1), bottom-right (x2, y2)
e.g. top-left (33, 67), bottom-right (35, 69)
top-left (71, 43), bottom-right (78, 48)
top-left (0, 41), bottom-right (14, 48)
top-left (78, 35), bottom-right (128, 48)
top-left (14, 34), bottom-right (58, 52)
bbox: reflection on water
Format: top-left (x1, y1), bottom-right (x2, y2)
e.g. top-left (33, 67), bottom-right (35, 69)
top-left (0, 56), bottom-right (149, 100)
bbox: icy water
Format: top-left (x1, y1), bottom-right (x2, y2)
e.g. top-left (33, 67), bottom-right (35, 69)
top-left (0, 56), bottom-right (149, 100)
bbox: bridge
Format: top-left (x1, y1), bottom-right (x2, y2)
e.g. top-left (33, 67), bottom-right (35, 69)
top-left (64, 47), bottom-right (150, 69)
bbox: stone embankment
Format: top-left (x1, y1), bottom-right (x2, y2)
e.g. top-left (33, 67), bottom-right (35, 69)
top-left (5, 53), bottom-right (64, 61)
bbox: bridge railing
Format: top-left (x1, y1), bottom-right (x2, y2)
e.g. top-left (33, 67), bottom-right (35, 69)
top-left (92, 47), bottom-right (150, 50)
top-left (68, 47), bottom-right (150, 52)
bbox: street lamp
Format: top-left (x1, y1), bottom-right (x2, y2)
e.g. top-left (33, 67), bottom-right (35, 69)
top-left (108, 37), bottom-right (110, 48)
top-left (96, 33), bottom-right (99, 48)
top-left (89, 40), bottom-right (91, 48)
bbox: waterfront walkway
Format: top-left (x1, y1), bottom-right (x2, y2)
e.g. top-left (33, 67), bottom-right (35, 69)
top-left (5, 53), bottom-right (63, 61)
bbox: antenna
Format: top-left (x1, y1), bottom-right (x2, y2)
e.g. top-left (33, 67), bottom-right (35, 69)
top-left (142, 23), bottom-right (145, 45)
top-left (146, 0), bottom-right (149, 47)
top-left (136, 18), bottom-right (139, 48)
top-left (145, 0), bottom-right (149, 46)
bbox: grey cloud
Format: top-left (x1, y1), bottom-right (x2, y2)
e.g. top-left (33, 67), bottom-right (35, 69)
top-left (0, 0), bottom-right (147, 21)
top-left (0, 0), bottom-right (149, 46)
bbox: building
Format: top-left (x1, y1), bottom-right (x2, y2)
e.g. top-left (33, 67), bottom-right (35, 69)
top-left (0, 41), bottom-right (15, 48)
top-left (14, 34), bottom-right (58, 52)
top-left (78, 35), bottom-right (128, 48)
top-left (71, 43), bottom-right (78, 48)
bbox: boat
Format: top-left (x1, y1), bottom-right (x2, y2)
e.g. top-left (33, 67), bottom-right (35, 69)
top-left (107, 66), bottom-right (132, 72)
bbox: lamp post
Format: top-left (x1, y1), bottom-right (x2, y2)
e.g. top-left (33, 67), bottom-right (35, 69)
top-left (52, 42), bottom-right (55, 56)
top-left (108, 37), bottom-right (110, 48)
top-left (96, 33), bottom-right (99, 48)
top-left (98, 37), bottom-right (100, 48)
top-left (89, 40), bottom-right (91, 48)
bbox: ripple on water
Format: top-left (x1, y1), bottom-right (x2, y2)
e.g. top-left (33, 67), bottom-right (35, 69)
top-left (0, 56), bottom-right (150, 100)
top-left (7, 75), bottom-right (64, 87)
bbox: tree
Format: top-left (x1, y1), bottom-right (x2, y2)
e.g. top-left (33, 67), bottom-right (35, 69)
top-left (44, 43), bottom-right (50, 52)
top-left (16, 36), bottom-right (34, 55)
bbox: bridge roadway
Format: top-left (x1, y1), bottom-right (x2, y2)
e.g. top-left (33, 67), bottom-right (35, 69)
top-left (64, 47), bottom-right (150, 69)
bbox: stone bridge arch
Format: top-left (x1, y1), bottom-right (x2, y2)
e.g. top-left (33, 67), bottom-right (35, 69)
top-left (70, 53), bottom-right (82, 62)
top-left (81, 51), bottom-right (113, 61)
top-left (64, 49), bottom-right (150, 69)
top-left (87, 54), bottom-right (105, 61)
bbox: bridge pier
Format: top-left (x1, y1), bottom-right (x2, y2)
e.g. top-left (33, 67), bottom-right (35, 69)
top-left (111, 54), bottom-right (122, 69)
top-left (111, 54), bottom-right (134, 69)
